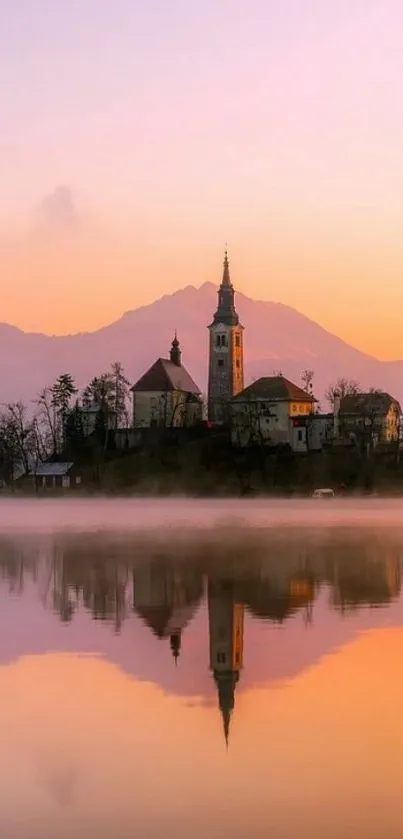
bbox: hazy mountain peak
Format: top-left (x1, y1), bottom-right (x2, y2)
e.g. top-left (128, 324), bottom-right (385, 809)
top-left (0, 283), bottom-right (400, 404)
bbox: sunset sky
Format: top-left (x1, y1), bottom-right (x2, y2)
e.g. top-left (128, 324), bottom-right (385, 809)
top-left (2, 1), bottom-right (403, 358)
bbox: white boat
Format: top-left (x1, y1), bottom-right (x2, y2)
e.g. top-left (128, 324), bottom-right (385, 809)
top-left (312, 488), bottom-right (335, 498)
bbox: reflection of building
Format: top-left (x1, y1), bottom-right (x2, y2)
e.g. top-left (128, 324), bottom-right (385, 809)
top-left (244, 570), bottom-right (315, 624)
top-left (329, 554), bottom-right (401, 610)
top-left (208, 579), bottom-right (244, 744)
top-left (133, 562), bottom-right (202, 662)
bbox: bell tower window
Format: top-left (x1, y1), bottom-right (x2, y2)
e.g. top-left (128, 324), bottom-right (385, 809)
top-left (216, 334), bottom-right (227, 348)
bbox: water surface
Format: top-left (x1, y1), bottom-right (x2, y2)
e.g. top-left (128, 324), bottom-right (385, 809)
top-left (1, 499), bottom-right (403, 838)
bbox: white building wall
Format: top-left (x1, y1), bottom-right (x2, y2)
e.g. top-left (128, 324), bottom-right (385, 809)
top-left (133, 390), bottom-right (202, 428)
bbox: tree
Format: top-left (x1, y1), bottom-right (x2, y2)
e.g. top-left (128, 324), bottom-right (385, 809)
top-left (111, 362), bottom-right (131, 428)
top-left (64, 401), bottom-right (86, 456)
top-left (326, 378), bottom-right (361, 406)
top-left (36, 387), bottom-right (58, 456)
top-left (51, 373), bottom-right (78, 451)
top-left (301, 369), bottom-right (315, 396)
top-left (0, 402), bottom-right (38, 479)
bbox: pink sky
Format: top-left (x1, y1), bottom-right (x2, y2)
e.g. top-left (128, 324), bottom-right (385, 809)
top-left (2, 1), bottom-right (403, 358)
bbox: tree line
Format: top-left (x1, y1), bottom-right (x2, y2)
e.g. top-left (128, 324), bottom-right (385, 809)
top-left (0, 362), bottom-right (131, 482)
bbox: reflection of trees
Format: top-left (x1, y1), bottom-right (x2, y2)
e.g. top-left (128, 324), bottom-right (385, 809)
top-left (42, 542), bottom-right (132, 629)
top-left (0, 532), bottom-right (401, 631)
top-left (0, 539), bottom-right (39, 595)
top-left (325, 550), bottom-right (401, 612)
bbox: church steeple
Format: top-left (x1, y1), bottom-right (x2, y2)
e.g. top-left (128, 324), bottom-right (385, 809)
top-left (211, 248), bottom-right (239, 327)
top-left (170, 631), bottom-right (181, 665)
top-left (215, 670), bottom-right (239, 747)
top-left (208, 579), bottom-right (244, 747)
top-left (222, 246), bottom-right (231, 287)
top-left (169, 331), bottom-right (181, 366)
top-left (207, 250), bottom-right (245, 422)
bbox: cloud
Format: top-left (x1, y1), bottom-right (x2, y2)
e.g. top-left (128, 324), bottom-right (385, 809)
top-left (35, 186), bottom-right (79, 232)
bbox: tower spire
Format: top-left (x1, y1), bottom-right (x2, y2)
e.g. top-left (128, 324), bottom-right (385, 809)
top-left (170, 631), bottom-right (181, 664)
top-left (222, 245), bottom-right (231, 287)
top-left (169, 331), bottom-right (181, 366)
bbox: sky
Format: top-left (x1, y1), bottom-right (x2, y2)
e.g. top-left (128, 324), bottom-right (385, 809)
top-left (2, 0), bottom-right (403, 358)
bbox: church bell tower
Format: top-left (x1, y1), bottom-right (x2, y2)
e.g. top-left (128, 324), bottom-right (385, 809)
top-left (207, 249), bottom-right (244, 422)
top-left (208, 578), bottom-right (244, 746)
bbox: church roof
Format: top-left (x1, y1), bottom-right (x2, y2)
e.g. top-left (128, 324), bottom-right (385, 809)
top-left (135, 602), bottom-right (199, 637)
top-left (231, 376), bottom-right (316, 403)
top-left (131, 358), bottom-right (201, 395)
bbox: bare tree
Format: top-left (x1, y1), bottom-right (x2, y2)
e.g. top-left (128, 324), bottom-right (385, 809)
top-left (301, 369), bottom-right (315, 396)
top-left (36, 387), bottom-right (58, 456)
top-left (326, 378), bottom-right (361, 407)
top-left (0, 402), bottom-right (38, 478)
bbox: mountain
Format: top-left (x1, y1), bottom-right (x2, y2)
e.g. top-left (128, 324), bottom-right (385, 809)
top-left (1, 281), bottom-right (402, 407)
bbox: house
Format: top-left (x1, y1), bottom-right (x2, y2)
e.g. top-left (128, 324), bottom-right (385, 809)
top-left (339, 392), bottom-right (401, 446)
top-left (131, 335), bottom-right (203, 428)
top-left (28, 462), bottom-right (82, 491)
top-left (230, 375), bottom-right (316, 451)
top-left (293, 412), bottom-right (335, 451)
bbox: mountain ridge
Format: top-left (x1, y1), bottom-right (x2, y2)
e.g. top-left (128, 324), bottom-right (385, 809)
top-left (0, 282), bottom-right (402, 406)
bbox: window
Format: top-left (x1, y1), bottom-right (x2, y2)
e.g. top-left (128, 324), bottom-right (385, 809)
top-left (235, 335), bottom-right (240, 347)
top-left (217, 652), bottom-right (226, 664)
top-left (217, 359), bottom-right (224, 368)
top-left (236, 360), bottom-right (240, 368)
top-left (221, 334), bottom-right (227, 347)
top-left (297, 429), bottom-right (303, 442)
top-left (216, 334), bottom-right (221, 347)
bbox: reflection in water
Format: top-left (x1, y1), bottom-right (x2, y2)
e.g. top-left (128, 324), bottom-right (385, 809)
top-left (0, 529), bottom-right (402, 749)
top-left (3, 524), bottom-right (403, 838)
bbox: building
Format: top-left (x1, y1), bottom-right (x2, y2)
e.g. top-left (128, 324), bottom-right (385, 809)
top-left (230, 375), bottom-right (316, 451)
top-left (207, 250), bottom-right (244, 422)
top-left (208, 578), bottom-right (244, 745)
top-left (28, 462), bottom-right (82, 490)
top-left (339, 391), bottom-right (401, 446)
top-left (131, 335), bottom-right (202, 428)
top-left (295, 412), bottom-right (335, 451)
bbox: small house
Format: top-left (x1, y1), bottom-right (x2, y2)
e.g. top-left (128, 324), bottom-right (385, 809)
top-left (30, 462), bottom-right (82, 490)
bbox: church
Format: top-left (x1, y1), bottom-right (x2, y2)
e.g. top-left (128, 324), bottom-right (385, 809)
top-left (207, 249), bottom-right (245, 422)
top-left (130, 248), bottom-right (245, 429)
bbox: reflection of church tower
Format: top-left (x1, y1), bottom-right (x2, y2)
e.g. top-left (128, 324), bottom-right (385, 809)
top-left (208, 579), bottom-right (244, 745)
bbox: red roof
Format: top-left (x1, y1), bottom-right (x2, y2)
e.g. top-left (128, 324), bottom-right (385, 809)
top-left (231, 376), bottom-right (315, 403)
top-left (131, 358), bottom-right (201, 394)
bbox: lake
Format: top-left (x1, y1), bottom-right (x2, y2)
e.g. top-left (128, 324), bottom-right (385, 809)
top-left (2, 498), bottom-right (403, 838)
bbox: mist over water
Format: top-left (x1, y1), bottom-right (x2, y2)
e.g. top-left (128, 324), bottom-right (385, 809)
top-left (2, 499), bottom-right (403, 838)
top-left (3, 496), bottom-right (403, 534)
